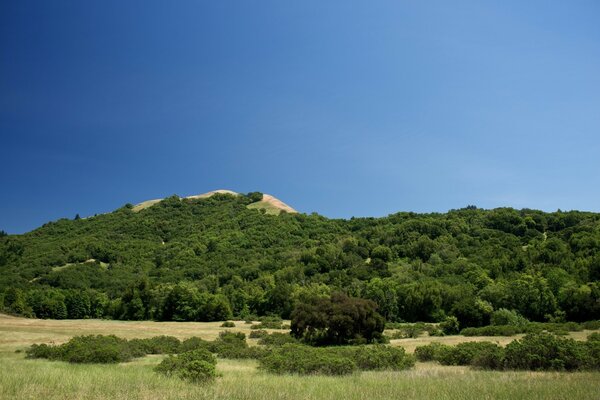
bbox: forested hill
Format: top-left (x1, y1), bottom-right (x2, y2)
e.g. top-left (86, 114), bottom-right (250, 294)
top-left (1, 191), bottom-right (599, 326)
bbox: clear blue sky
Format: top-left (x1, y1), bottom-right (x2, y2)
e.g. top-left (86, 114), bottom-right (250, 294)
top-left (1, 1), bottom-right (599, 233)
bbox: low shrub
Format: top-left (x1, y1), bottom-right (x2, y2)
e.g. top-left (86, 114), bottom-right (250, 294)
top-left (155, 348), bottom-right (217, 383)
top-left (437, 342), bottom-right (503, 366)
top-left (504, 332), bottom-right (589, 371)
top-left (259, 344), bottom-right (357, 375)
top-left (460, 325), bottom-right (518, 337)
top-left (582, 320), bottom-right (600, 330)
top-left (249, 330), bottom-right (268, 339)
top-left (414, 342), bottom-right (449, 362)
top-left (341, 345), bottom-right (415, 371)
top-left (471, 344), bottom-right (505, 370)
top-left (129, 336), bottom-right (181, 354)
top-left (259, 343), bottom-right (414, 375)
top-left (221, 321), bottom-right (235, 328)
top-left (27, 335), bottom-right (141, 363)
top-left (439, 316), bottom-right (460, 335)
top-left (258, 332), bottom-right (298, 346)
top-left (180, 337), bottom-right (211, 353)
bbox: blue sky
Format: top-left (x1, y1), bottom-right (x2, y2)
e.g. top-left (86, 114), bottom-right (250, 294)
top-left (1, 1), bottom-right (599, 233)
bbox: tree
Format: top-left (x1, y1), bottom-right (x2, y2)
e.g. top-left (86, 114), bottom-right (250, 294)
top-left (291, 292), bottom-right (385, 345)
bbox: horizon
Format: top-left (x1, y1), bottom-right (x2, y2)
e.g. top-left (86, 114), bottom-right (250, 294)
top-left (2, 1), bottom-right (600, 234)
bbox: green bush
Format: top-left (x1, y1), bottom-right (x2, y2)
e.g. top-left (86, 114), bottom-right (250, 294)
top-left (437, 342), bottom-right (503, 366)
top-left (582, 320), bottom-right (600, 330)
top-left (490, 309), bottom-right (529, 327)
top-left (258, 332), bottom-right (298, 346)
top-left (249, 330), bottom-right (268, 339)
top-left (439, 316), bottom-right (460, 335)
top-left (259, 343), bottom-right (414, 375)
top-left (340, 345), bottom-right (415, 371)
top-left (414, 342), bottom-right (449, 362)
top-left (155, 348), bottom-right (217, 383)
top-left (460, 325), bottom-right (518, 336)
top-left (503, 332), bottom-right (588, 371)
top-left (180, 337), bottom-right (211, 353)
top-left (129, 336), bottom-right (181, 354)
top-left (471, 344), bottom-right (505, 370)
top-left (26, 335), bottom-right (142, 363)
top-left (259, 344), bottom-right (357, 375)
top-left (221, 321), bottom-right (235, 328)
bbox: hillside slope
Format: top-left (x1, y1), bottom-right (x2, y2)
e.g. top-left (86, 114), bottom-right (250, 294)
top-left (0, 192), bottom-right (599, 324)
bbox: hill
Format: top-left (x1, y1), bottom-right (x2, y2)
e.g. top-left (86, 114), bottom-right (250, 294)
top-left (0, 191), bottom-right (599, 326)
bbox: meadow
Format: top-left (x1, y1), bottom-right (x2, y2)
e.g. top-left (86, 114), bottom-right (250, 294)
top-left (1, 314), bottom-right (599, 400)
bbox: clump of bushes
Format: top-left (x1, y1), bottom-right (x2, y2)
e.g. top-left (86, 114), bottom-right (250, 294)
top-left (258, 332), bottom-right (298, 346)
top-left (249, 330), bottom-right (268, 339)
top-left (414, 333), bottom-right (600, 371)
top-left (155, 348), bottom-right (217, 383)
top-left (503, 332), bottom-right (589, 371)
top-left (27, 335), bottom-right (145, 363)
top-left (259, 344), bottom-right (414, 375)
top-left (460, 325), bottom-right (519, 337)
top-left (221, 321), bottom-right (235, 328)
top-left (129, 336), bottom-right (181, 354)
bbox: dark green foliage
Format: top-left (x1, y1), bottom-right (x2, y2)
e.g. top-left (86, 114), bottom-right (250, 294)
top-left (503, 332), bottom-right (589, 371)
top-left (258, 332), bottom-right (298, 346)
top-left (436, 342), bottom-right (504, 366)
top-left (155, 348), bottom-right (217, 383)
top-left (2, 194), bottom-right (600, 326)
top-left (27, 335), bottom-right (144, 363)
top-left (249, 330), bottom-right (268, 339)
top-left (180, 336), bottom-right (212, 353)
top-left (291, 292), bottom-right (385, 345)
top-left (461, 325), bottom-right (519, 336)
top-left (128, 336), bottom-right (181, 354)
top-left (439, 316), bottom-right (460, 335)
top-left (414, 342), bottom-right (448, 362)
top-left (221, 321), bottom-right (235, 328)
top-left (259, 343), bottom-right (414, 375)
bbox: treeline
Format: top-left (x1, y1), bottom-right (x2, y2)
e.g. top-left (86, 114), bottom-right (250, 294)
top-left (1, 193), bottom-right (600, 327)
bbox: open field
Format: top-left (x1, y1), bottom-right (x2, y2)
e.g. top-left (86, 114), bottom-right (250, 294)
top-left (1, 314), bottom-right (599, 400)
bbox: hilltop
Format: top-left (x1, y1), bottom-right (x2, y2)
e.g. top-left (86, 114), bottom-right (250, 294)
top-left (131, 190), bottom-right (297, 215)
top-left (0, 192), bottom-right (599, 326)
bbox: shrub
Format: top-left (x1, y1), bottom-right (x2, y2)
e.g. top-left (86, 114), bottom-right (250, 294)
top-left (258, 332), bottom-right (298, 346)
top-left (155, 348), bottom-right (217, 383)
top-left (342, 345), bottom-right (415, 371)
top-left (490, 309), bottom-right (529, 328)
top-left (259, 344), bottom-right (357, 375)
top-left (437, 342), bottom-right (503, 366)
top-left (249, 330), bottom-right (268, 339)
top-left (129, 336), bottom-right (181, 354)
top-left (221, 321), bottom-right (235, 328)
top-left (414, 342), bottom-right (449, 362)
top-left (471, 344), bottom-right (505, 370)
top-left (460, 325), bottom-right (518, 336)
top-left (439, 316), bottom-right (460, 335)
top-left (26, 343), bottom-right (62, 360)
top-left (180, 337), bottom-right (211, 353)
top-left (582, 320), bottom-right (600, 330)
top-left (503, 332), bottom-right (588, 371)
top-left (259, 343), bottom-right (414, 375)
top-left (26, 335), bottom-right (141, 363)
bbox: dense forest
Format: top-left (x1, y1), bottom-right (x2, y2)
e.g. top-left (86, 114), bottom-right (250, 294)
top-left (1, 192), bottom-right (599, 328)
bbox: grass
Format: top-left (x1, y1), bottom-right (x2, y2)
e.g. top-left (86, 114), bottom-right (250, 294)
top-left (1, 314), bottom-right (599, 400)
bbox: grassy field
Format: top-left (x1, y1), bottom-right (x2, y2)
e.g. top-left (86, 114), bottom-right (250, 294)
top-left (1, 314), bottom-right (599, 400)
